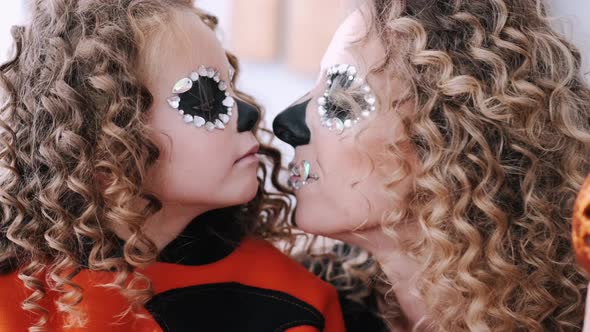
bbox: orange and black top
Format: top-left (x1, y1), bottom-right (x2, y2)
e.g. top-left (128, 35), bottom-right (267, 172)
top-left (0, 216), bottom-right (347, 332)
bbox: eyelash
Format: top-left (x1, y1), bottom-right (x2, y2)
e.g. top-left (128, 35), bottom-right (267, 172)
top-left (316, 64), bottom-right (377, 134)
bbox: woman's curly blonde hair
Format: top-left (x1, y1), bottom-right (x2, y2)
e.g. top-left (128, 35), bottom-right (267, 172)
top-left (368, 0), bottom-right (590, 330)
top-left (0, 0), bottom-right (294, 330)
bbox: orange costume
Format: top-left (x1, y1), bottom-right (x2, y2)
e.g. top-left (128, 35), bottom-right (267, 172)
top-left (0, 218), bottom-right (346, 332)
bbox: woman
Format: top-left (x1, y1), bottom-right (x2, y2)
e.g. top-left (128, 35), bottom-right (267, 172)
top-left (0, 1), bottom-right (345, 331)
top-left (273, 0), bottom-right (590, 330)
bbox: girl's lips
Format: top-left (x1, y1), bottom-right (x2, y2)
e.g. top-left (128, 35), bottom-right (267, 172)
top-left (235, 144), bottom-right (260, 164)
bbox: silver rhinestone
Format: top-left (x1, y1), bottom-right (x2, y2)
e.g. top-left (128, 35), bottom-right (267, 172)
top-left (179, 110), bottom-right (184, 115)
top-left (225, 92), bottom-right (230, 96)
top-left (190, 72), bottom-right (200, 81)
top-left (215, 119), bottom-right (225, 129)
top-left (222, 96), bottom-right (235, 107)
top-left (326, 79), bottom-right (332, 86)
top-left (318, 97), bottom-right (326, 106)
top-left (198, 65), bottom-right (208, 76)
top-left (206, 68), bottom-right (215, 78)
top-left (325, 118), bottom-right (333, 128)
top-left (362, 84), bottom-right (371, 93)
top-left (331, 118), bottom-right (344, 134)
top-left (348, 75), bottom-right (354, 81)
top-left (183, 114), bottom-right (194, 123)
top-left (344, 119), bottom-right (353, 128)
top-left (318, 106), bottom-right (327, 116)
top-left (362, 110), bottom-right (371, 118)
top-left (229, 66), bottom-right (235, 81)
top-left (213, 72), bottom-right (220, 82)
top-left (219, 113), bottom-right (230, 124)
top-left (193, 116), bottom-right (206, 127)
top-left (219, 81), bottom-right (228, 91)
top-left (347, 66), bottom-right (358, 76)
top-left (167, 96), bottom-right (180, 109)
top-left (205, 122), bottom-right (215, 132)
top-left (172, 78), bottom-right (192, 94)
top-left (371, 106), bottom-right (376, 112)
top-left (337, 64), bottom-right (348, 74)
top-left (324, 92), bottom-right (329, 97)
top-left (288, 175), bottom-right (304, 190)
top-left (365, 94), bottom-right (376, 105)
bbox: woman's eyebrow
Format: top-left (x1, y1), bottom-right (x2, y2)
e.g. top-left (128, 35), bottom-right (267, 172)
top-left (288, 92), bottom-right (312, 107)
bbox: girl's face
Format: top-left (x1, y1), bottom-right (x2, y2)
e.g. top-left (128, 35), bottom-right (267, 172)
top-left (273, 8), bottom-right (414, 237)
top-left (142, 11), bottom-right (261, 211)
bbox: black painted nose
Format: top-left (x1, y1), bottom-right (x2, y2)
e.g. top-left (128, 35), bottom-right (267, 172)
top-left (236, 99), bottom-right (260, 132)
top-left (272, 99), bottom-right (311, 148)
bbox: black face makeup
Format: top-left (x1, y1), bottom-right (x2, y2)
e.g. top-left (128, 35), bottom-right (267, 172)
top-left (273, 64), bottom-right (377, 149)
top-left (236, 99), bottom-right (260, 133)
top-left (167, 66), bottom-right (236, 132)
top-left (317, 64), bottom-right (376, 134)
top-left (272, 99), bottom-right (312, 148)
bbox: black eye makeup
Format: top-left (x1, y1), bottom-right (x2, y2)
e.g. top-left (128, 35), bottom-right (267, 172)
top-left (316, 64), bottom-right (377, 134)
top-left (167, 65), bottom-right (235, 132)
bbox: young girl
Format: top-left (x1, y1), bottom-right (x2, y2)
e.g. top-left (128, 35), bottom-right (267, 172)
top-left (273, 0), bottom-right (590, 330)
top-left (0, 1), bottom-right (345, 331)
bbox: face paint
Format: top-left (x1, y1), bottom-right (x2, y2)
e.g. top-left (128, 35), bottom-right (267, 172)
top-left (236, 99), bottom-right (260, 133)
top-left (167, 65), bottom-right (235, 132)
top-left (318, 64), bottom-right (377, 134)
top-left (272, 99), bottom-right (312, 148)
top-left (288, 160), bottom-right (319, 190)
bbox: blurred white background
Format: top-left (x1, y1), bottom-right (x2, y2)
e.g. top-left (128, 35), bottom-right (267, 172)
top-left (0, 0), bottom-right (588, 164)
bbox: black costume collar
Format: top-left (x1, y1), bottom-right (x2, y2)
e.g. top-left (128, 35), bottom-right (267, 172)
top-left (80, 207), bottom-right (245, 268)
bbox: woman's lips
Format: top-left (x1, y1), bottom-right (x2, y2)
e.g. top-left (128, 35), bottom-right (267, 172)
top-left (288, 160), bottom-right (320, 190)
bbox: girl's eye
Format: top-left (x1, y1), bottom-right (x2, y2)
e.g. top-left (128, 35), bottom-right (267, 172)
top-left (167, 65), bottom-right (235, 132)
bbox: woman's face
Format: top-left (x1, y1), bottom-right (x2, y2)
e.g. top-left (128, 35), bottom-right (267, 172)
top-left (273, 9), bottom-right (413, 237)
top-left (142, 11), bottom-right (261, 210)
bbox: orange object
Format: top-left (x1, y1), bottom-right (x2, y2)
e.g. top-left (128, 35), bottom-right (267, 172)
top-left (573, 175), bottom-right (590, 273)
top-left (0, 237), bottom-right (346, 332)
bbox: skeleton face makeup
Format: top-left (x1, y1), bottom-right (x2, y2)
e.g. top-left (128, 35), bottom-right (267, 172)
top-left (167, 66), bottom-right (235, 132)
top-left (272, 7), bottom-right (414, 237)
top-left (140, 11), bottom-right (261, 212)
top-left (318, 64), bottom-right (377, 134)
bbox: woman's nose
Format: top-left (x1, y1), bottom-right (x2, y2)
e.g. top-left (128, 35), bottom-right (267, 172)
top-left (272, 99), bottom-right (311, 148)
top-left (237, 99), bottom-right (260, 132)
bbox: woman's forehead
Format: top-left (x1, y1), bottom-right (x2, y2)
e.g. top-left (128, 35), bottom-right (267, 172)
top-left (320, 8), bottom-right (385, 77)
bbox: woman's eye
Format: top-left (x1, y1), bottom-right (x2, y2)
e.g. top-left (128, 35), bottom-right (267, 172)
top-left (316, 64), bottom-right (377, 134)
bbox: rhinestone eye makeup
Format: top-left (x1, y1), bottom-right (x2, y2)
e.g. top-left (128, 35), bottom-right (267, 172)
top-left (317, 64), bottom-right (377, 134)
top-left (167, 65), bottom-right (236, 132)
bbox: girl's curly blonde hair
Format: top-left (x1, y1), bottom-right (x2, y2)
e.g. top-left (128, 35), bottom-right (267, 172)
top-left (367, 0), bottom-right (590, 330)
top-left (0, 1), bottom-right (294, 330)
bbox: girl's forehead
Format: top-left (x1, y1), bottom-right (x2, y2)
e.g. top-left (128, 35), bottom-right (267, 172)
top-left (142, 11), bottom-right (230, 88)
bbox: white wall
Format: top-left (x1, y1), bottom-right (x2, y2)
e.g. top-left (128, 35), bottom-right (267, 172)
top-left (548, 0), bottom-right (590, 77)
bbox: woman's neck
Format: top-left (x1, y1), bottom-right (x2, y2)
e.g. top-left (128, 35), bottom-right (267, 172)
top-left (335, 224), bottom-right (428, 330)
